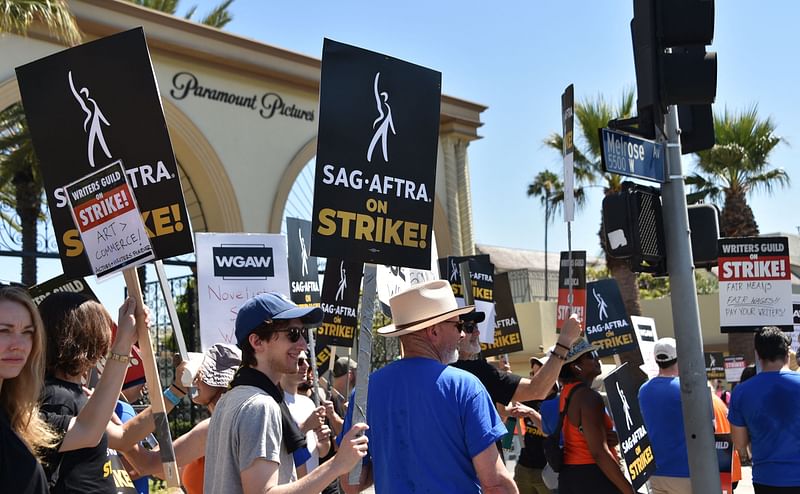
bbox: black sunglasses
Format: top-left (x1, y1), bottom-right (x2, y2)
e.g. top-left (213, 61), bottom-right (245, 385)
top-left (275, 326), bottom-right (309, 343)
top-left (452, 320), bottom-right (477, 334)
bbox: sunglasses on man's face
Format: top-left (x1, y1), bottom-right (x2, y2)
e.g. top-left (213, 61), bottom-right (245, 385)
top-left (275, 326), bottom-right (309, 343)
top-left (451, 320), bottom-right (477, 334)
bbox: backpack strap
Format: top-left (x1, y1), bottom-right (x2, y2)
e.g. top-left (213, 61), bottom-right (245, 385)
top-left (559, 382), bottom-right (586, 432)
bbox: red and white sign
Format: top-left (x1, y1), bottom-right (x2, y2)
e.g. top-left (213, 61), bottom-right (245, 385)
top-left (718, 237), bottom-right (792, 333)
top-left (66, 162), bottom-right (154, 279)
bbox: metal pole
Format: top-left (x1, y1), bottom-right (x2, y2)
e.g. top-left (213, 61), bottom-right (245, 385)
top-left (347, 263), bottom-right (376, 485)
top-left (661, 105), bottom-right (721, 494)
top-left (544, 197), bottom-right (549, 301)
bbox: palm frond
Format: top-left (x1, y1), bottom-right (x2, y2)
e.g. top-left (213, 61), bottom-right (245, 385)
top-left (0, 0), bottom-right (81, 45)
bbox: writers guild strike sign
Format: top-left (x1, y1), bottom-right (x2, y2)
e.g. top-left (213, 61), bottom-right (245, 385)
top-left (723, 355), bottom-right (746, 383)
top-left (28, 274), bottom-right (145, 389)
top-left (705, 352), bottom-right (725, 381)
top-left (15, 28), bottom-right (193, 279)
top-left (66, 163), bottom-right (155, 279)
top-left (718, 236), bottom-right (792, 333)
top-left (603, 363), bottom-right (655, 490)
top-left (318, 259), bottom-right (364, 348)
top-left (481, 272), bottom-right (523, 357)
top-left (584, 279), bottom-right (637, 357)
top-left (196, 233), bottom-right (290, 351)
top-left (556, 251), bottom-right (586, 331)
top-left (286, 218), bottom-right (321, 306)
top-left (439, 256), bottom-right (496, 344)
top-left (562, 84), bottom-right (575, 222)
top-left (312, 39), bottom-right (442, 269)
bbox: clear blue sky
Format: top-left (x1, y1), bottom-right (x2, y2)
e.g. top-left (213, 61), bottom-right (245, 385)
top-left (3, 0), bottom-right (798, 311)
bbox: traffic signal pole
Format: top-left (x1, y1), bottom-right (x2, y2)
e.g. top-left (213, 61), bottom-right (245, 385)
top-left (661, 105), bottom-right (722, 494)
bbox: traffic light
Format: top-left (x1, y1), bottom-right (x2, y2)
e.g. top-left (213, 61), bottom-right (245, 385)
top-left (630, 0), bottom-right (717, 150)
top-left (602, 182), bottom-right (666, 273)
top-left (688, 203), bottom-right (720, 268)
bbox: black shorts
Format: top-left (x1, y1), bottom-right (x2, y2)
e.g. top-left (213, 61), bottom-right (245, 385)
top-left (558, 463), bottom-right (623, 494)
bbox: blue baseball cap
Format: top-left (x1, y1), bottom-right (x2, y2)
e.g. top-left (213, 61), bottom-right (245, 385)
top-left (234, 293), bottom-right (323, 347)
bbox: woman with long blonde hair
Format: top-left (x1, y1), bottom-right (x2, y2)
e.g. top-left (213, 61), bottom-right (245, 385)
top-left (0, 285), bottom-right (56, 494)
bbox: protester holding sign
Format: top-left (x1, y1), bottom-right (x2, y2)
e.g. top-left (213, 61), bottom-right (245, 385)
top-left (729, 327), bottom-right (800, 492)
top-left (203, 292), bottom-right (369, 494)
top-left (0, 286), bottom-right (57, 494)
top-left (557, 339), bottom-right (633, 494)
top-left (341, 280), bottom-right (516, 494)
top-left (37, 292), bottom-right (147, 493)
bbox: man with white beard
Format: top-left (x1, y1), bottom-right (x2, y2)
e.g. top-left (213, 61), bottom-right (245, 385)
top-left (341, 280), bottom-right (518, 494)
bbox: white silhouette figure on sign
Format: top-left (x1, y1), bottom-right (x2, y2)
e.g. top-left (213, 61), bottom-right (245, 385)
top-left (366, 72), bottom-right (396, 163)
top-left (335, 261), bottom-right (347, 302)
top-left (299, 227), bottom-right (309, 277)
top-left (593, 288), bottom-right (608, 321)
top-left (68, 71), bottom-right (112, 168)
top-left (708, 354), bottom-right (716, 368)
top-left (449, 259), bottom-right (459, 282)
top-left (617, 381), bottom-right (634, 430)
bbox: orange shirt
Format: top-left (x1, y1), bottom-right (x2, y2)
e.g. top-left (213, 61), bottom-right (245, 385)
top-left (712, 394), bottom-right (742, 483)
top-left (181, 456), bottom-right (205, 494)
top-left (560, 382), bottom-right (618, 465)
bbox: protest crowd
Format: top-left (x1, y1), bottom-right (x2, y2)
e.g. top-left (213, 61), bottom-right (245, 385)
top-left (4, 276), bottom-right (800, 494)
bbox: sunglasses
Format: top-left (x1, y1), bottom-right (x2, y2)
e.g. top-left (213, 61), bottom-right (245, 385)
top-left (275, 326), bottom-right (309, 343)
top-left (447, 320), bottom-right (477, 334)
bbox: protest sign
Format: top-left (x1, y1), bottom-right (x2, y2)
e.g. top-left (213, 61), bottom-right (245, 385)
top-left (15, 28), bottom-right (193, 278)
top-left (705, 352), bottom-right (725, 381)
top-left (715, 433), bottom-right (734, 494)
top-left (604, 363), bottom-right (656, 490)
top-left (440, 256), bottom-right (496, 344)
top-left (196, 233), bottom-right (290, 350)
top-left (584, 279), bottom-right (638, 357)
top-left (318, 259), bottom-right (363, 348)
top-left (556, 251), bottom-right (586, 330)
top-left (562, 84), bottom-right (575, 222)
top-left (286, 217), bottom-right (321, 306)
top-left (311, 39), bottom-right (441, 269)
top-left (723, 355), bottom-right (746, 383)
top-left (481, 272), bottom-right (523, 357)
top-left (65, 162), bottom-right (154, 279)
top-left (631, 315), bottom-right (659, 378)
top-left (718, 236), bottom-right (792, 332)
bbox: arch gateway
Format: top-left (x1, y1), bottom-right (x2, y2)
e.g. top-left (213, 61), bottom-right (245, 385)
top-left (0, 0), bottom-right (485, 260)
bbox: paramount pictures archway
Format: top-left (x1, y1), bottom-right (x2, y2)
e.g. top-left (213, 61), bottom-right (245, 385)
top-left (0, 0), bottom-right (486, 260)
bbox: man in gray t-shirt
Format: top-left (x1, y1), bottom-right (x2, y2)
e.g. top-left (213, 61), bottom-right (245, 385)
top-left (203, 293), bottom-right (368, 494)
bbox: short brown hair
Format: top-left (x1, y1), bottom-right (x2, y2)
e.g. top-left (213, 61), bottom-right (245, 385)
top-left (39, 292), bottom-right (112, 377)
top-left (240, 319), bottom-right (291, 367)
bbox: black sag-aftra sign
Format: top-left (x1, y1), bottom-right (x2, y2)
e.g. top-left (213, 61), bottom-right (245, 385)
top-left (15, 28), bottom-right (193, 278)
top-left (312, 39), bottom-right (441, 269)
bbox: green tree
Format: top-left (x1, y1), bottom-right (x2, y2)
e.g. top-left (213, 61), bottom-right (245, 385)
top-left (537, 89), bottom-right (643, 316)
top-left (0, 103), bottom-right (44, 286)
top-left (0, 0), bottom-right (81, 46)
top-left (687, 106), bottom-right (789, 362)
top-left (127, 0), bottom-right (235, 28)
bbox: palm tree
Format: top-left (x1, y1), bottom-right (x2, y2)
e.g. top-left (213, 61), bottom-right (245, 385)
top-left (0, 0), bottom-right (81, 46)
top-left (127, 0), bottom-right (235, 28)
top-left (0, 103), bottom-right (44, 286)
top-left (687, 106), bottom-right (789, 362)
top-left (538, 89), bottom-right (643, 316)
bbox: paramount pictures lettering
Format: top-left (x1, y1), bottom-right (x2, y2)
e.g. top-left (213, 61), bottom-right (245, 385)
top-left (170, 71), bottom-right (314, 122)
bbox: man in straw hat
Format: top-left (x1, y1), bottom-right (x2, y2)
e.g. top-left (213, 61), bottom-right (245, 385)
top-left (204, 292), bottom-right (369, 494)
top-left (341, 280), bottom-right (519, 494)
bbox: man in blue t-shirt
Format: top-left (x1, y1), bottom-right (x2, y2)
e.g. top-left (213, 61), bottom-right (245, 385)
top-left (638, 338), bottom-right (692, 494)
top-left (341, 280), bottom-right (516, 494)
top-left (729, 326), bottom-right (800, 491)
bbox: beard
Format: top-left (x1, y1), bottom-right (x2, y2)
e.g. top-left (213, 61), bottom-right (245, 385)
top-left (442, 347), bottom-right (459, 364)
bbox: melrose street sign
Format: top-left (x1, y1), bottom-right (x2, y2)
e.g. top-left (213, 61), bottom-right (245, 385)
top-left (600, 127), bottom-right (666, 183)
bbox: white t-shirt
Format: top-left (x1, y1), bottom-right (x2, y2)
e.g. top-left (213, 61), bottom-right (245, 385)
top-left (283, 391), bottom-right (320, 472)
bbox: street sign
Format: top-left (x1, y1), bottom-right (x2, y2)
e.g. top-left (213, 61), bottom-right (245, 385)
top-left (600, 127), bottom-right (665, 183)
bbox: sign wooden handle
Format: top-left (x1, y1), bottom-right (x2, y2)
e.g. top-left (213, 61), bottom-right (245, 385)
top-left (122, 268), bottom-right (181, 488)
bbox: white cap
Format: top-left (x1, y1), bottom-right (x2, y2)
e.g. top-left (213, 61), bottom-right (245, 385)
top-left (654, 337), bottom-right (677, 362)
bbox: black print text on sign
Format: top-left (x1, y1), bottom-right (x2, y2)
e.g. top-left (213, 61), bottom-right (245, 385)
top-left (170, 72), bottom-right (315, 122)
